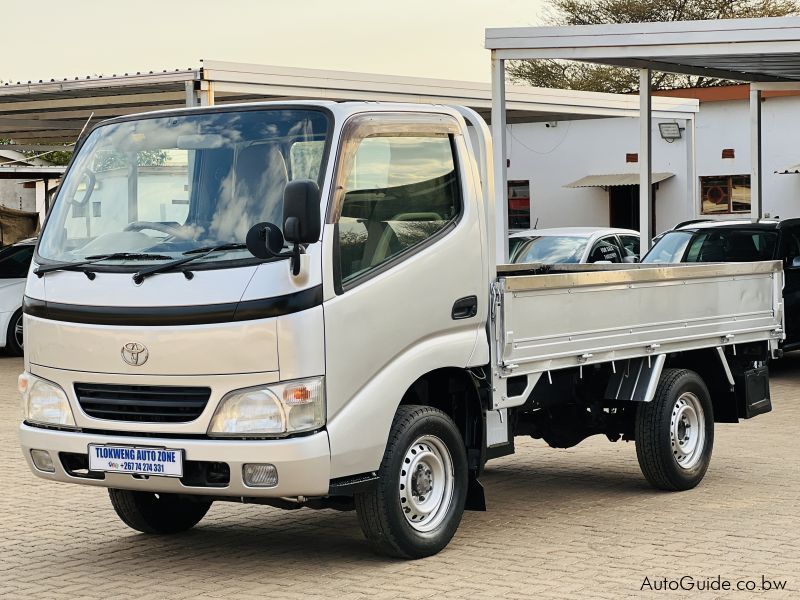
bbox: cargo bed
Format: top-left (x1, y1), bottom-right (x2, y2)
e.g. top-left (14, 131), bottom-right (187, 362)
top-left (493, 261), bottom-right (784, 379)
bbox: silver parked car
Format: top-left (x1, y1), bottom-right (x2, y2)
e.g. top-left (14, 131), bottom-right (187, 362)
top-left (509, 227), bottom-right (640, 264)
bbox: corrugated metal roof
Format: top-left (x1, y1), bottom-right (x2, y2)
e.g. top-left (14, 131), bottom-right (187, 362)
top-left (564, 172), bottom-right (674, 188)
top-left (486, 18), bottom-right (800, 83)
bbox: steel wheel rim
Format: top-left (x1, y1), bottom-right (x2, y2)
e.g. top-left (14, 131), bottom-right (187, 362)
top-left (398, 435), bottom-right (454, 532)
top-left (670, 392), bottom-right (705, 469)
top-left (14, 314), bottom-right (23, 349)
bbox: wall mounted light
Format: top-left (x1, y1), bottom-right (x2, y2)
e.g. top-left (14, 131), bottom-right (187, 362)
top-left (658, 122), bottom-right (683, 142)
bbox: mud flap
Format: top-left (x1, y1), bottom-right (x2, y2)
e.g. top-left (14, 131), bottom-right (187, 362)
top-left (465, 476), bottom-right (486, 511)
top-left (736, 365), bottom-right (772, 418)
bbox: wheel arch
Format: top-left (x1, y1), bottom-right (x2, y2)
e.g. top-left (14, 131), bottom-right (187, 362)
top-left (398, 367), bottom-right (487, 476)
top-left (666, 348), bottom-right (737, 423)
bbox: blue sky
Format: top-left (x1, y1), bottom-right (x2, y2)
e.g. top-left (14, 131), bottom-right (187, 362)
top-left (2, 0), bottom-right (547, 83)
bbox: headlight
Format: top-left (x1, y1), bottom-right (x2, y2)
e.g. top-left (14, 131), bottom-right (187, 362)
top-left (19, 372), bottom-right (76, 428)
top-left (208, 377), bottom-right (325, 437)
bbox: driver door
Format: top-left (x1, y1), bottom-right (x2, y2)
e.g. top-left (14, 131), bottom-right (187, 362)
top-left (321, 113), bottom-right (485, 476)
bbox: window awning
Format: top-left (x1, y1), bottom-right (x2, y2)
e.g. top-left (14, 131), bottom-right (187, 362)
top-left (775, 163), bottom-right (800, 174)
top-left (564, 172), bottom-right (674, 188)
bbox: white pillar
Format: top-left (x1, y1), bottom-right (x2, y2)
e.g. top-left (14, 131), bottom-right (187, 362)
top-left (750, 86), bottom-right (762, 220)
top-left (685, 116), bottom-right (697, 221)
top-left (185, 81), bottom-right (198, 107)
top-left (639, 69), bottom-right (653, 249)
top-left (491, 53), bottom-right (508, 264)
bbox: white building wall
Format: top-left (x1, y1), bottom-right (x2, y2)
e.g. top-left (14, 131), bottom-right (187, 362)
top-left (504, 116), bottom-right (691, 234)
top-left (505, 94), bottom-right (800, 237)
top-left (695, 96), bottom-right (800, 220)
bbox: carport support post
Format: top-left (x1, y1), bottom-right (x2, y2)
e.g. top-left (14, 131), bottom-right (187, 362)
top-left (750, 86), bottom-right (763, 219)
top-left (491, 52), bottom-right (509, 263)
top-left (639, 69), bottom-right (653, 249)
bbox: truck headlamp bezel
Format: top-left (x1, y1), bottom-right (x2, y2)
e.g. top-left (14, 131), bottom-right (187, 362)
top-left (20, 372), bottom-right (77, 429)
top-left (207, 376), bottom-right (325, 438)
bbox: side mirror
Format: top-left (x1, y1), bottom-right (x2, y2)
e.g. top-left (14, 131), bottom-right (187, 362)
top-left (245, 222), bottom-right (285, 259)
top-left (623, 255), bottom-right (639, 264)
top-left (283, 179), bottom-right (321, 244)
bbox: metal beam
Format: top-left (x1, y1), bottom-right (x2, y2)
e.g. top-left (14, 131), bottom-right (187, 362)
top-left (0, 117), bottom-right (87, 130)
top-left (0, 91), bottom-right (189, 114)
top-left (750, 86), bottom-right (763, 219)
top-left (640, 69), bottom-right (653, 249)
top-left (586, 58), bottom-right (787, 83)
top-left (751, 81), bottom-right (800, 91)
top-left (0, 144), bottom-right (70, 152)
top-left (491, 52), bottom-right (508, 263)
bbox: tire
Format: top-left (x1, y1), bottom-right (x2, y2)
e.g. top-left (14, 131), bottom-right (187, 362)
top-left (635, 368), bottom-right (714, 491)
top-left (108, 489), bottom-right (212, 534)
top-left (6, 309), bottom-right (23, 356)
top-left (355, 405), bottom-right (468, 559)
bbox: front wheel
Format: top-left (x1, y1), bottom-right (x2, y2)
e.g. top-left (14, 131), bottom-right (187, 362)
top-left (355, 405), bottom-right (468, 558)
top-left (108, 489), bottom-right (212, 534)
top-left (635, 368), bottom-right (715, 491)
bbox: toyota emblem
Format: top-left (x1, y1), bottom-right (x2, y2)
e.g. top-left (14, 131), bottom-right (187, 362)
top-left (121, 342), bottom-right (149, 366)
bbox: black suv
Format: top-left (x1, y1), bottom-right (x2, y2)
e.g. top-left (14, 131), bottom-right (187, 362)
top-left (642, 219), bottom-right (800, 351)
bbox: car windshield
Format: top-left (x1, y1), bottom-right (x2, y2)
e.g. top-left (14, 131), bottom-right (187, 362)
top-left (643, 229), bottom-right (777, 263)
top-left (37, 109), bottom-right (330, 266)
top-left (510, 235), bottom-right (588, 264)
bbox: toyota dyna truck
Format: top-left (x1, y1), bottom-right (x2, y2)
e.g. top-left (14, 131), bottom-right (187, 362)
top-left (20, 101), bottom-right (781, 558)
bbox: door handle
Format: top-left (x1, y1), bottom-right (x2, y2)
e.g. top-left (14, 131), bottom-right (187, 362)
top-left (452, 295), bottom-right (478, 320)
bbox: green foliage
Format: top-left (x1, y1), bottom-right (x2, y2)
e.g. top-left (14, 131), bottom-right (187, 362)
top-left (93, 149), bottom-right (168, 172)
top-left (508, 0), bottom-right (800, 92)
top-left (0, 138), bottom-right (72, 165)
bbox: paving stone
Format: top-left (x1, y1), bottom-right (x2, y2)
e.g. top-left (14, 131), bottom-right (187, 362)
top-left (1, 355), bottom-right (798, 599)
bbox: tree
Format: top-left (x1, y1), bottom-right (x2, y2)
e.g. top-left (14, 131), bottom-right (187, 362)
top-left (508, 0), bottom-right (800, 93)
top-left (0, 139), bottom-right (72, 166)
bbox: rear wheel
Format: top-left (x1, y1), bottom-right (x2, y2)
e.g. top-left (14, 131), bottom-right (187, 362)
top-left (355, 405), bottom-right (467, 558)
top-left (108, 489), bottom-right (212, 534)
top-left (635, 368), bottom-right (714, 491)
top-left (6, 309), bottom-right (23, 356)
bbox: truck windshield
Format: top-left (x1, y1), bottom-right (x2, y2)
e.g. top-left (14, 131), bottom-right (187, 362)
top-left (37, 109), bottom-right (329, 267)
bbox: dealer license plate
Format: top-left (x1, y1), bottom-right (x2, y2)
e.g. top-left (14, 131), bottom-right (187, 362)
top-left (88, 445), bottom-right (183, 477)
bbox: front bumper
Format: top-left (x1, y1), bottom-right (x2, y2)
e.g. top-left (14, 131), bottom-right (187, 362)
top-left (20, 423), bottom-right (331, 498)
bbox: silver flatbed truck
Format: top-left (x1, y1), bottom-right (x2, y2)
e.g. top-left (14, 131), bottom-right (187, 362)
top-left (20, 101), bottom-right (781, 558)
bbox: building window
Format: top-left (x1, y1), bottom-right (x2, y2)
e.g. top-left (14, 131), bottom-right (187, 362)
top-left (72, 203), bottom-right (87, 218)
top-left (92, 202), bottom-right (102, 217)
top-left (700, 175), bottom-right (751, 215)
top-left (508, 180), bottom-right (531, 230)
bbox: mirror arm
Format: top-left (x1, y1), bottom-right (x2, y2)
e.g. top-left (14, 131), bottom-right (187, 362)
top-left (291, 243), bottom-right (302, 276)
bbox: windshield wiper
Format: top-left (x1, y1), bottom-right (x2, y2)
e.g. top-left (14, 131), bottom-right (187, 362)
top-left (132, 243), bottom-right (251, 284)
top-left (34, 252), bottom-right (173, 280)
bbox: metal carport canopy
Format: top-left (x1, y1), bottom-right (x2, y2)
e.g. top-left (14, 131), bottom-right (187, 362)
top-left (0, 60), bottom-right (696, 145)
top-left (486, 16), bottom-right (800, 255)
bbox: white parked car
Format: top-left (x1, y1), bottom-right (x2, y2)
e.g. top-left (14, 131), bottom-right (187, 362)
top-left (509, 227), bottom-right (640, 264)
top-left (0, 238), bottom-right (35, 355)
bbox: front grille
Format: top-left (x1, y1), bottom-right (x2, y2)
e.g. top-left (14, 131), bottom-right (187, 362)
top-left (75, 383), bottom-right (211, 423)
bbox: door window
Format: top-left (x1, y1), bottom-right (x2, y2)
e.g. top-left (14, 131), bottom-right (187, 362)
top-left (618, 235), bottom-right (640, 261)
top-left (336, 134), bottom-right (461, 285)
top-left (779, 227), bottom-right (800, 266)
top-left (588, 237), bottom-right (622, 263)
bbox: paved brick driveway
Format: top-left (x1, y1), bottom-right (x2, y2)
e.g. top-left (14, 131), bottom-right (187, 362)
top-left (1, 355), bottom-right (798, 599)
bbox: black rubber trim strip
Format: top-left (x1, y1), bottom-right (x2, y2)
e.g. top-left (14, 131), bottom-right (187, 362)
top-left (23, 285), bottom-right (322, 326)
